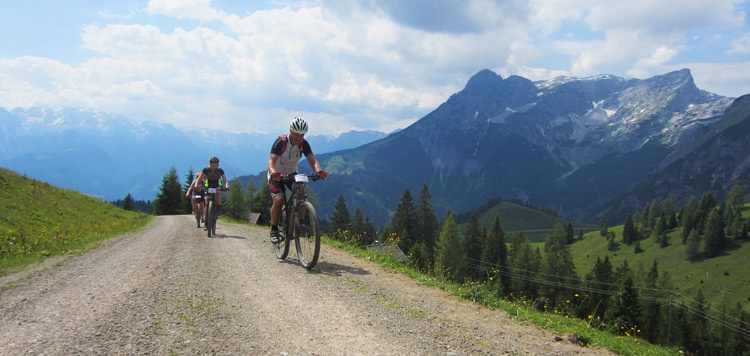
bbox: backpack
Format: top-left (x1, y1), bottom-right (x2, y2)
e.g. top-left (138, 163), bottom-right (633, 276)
top-left (278, 134), bottom-right (303, 153)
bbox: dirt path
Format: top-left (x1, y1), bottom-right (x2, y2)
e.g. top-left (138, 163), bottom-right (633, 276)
top-left (0, 216), bottom-right (613, 355)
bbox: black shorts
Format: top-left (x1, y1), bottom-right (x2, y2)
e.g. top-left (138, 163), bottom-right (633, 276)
top-left (269, 178), bottom-right (293, 197)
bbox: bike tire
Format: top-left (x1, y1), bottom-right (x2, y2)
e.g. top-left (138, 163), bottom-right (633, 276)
top-left (273, 210), bottom-right (290, 259)
top-left (207, 201), bottom-right (215, 237)
top-left (294, 201), bottom-right (320, 269)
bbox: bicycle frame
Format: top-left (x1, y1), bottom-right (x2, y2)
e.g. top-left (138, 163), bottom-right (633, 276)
top-left (204, 187), bottom-right (226, 237)
top-left (273, 173), bottom-right (322, 269)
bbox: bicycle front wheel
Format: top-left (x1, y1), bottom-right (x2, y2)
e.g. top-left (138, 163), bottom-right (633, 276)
top-left (206, 201), bottom-right (215, 237)
top-left (294, 201), bottom-right (320, 269)
top-left (273, 210), bottom-right (290, 259)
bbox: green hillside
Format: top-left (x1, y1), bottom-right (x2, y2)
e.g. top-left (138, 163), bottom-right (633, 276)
top-left (0, 168), bottom-right (152, 274)
top-left (569, 204), bottom-right (750, 312)
top-left (463, 200), bottom-right (597, 242)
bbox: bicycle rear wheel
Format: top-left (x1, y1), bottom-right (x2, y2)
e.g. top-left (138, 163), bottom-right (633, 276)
top-left (273, 210), bottom-right (290, 259)
top-left (206, 201), bottom-right (215, 237)
top-left (294, 201), bottom-right (320, 269)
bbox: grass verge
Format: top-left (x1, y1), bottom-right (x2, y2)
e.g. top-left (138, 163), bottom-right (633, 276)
top-left (321, 235), bottom-right (679, 356)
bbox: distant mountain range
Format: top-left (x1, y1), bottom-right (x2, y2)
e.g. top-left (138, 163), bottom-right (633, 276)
top-left (3, 68), bottom-right (749, 229)
top-left (304, 68), bottom-right (750, 227)
top-left (0, 107), bottom-right (386, 201)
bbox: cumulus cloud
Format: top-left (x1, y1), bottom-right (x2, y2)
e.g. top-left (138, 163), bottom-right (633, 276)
top-left (146, 0), bottom-right (221, 21)
top-left (729, 33), bottom-right (750, 54)
top-left (0, 0), bottom-right (749, 135)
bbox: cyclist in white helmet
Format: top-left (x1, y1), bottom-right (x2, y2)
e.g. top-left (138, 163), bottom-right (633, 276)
top-left (267, 116), bottom-right (328, 243)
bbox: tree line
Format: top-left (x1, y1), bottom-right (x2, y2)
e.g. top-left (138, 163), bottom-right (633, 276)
top-left (329, 183), bottom-right (750, 355)
top-left (117, 166), bottom-right (274, 221)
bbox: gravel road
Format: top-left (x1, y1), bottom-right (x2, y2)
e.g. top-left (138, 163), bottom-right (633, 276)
top-left (0, 215), bottom-right (613, 355)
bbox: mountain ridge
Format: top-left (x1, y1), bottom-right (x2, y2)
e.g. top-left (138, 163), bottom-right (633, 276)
top-left (311, 68), bottom-right (748, 226)
top-left (2, 68), bottom-right (748, 228)
top-left (0, 107), bottom-right (386, 201)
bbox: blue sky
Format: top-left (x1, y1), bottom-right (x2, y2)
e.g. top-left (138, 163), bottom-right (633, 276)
top-left (1, 0), bottom-right (749, 137)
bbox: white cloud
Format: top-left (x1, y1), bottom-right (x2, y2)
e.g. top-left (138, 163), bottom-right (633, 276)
top-left (1, 0), bottom-right (749, 136)
top-left (585, 0), bottom-right (743, 34)
top-left (729, 33), bottom-right (750, 54)
top-left (146, 0), bottom-right (221, 21)
top-left (684, 61), bottom-right (750, 97)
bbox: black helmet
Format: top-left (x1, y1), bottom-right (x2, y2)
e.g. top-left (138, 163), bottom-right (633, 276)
top-left (209, 156), bottom-right (219, 164)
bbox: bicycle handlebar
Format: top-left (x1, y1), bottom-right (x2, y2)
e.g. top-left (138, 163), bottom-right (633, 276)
top-left (278, 173), bottom-right (325, 183)
top-left (205, 187), bottom-right (230, 192)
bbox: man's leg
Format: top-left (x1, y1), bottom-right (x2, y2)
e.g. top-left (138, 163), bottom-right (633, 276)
top-left (269, 192), bottom-right (284, 242)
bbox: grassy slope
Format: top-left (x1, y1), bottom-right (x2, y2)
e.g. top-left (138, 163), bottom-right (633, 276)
top-left (466, 201), bottom-right (598, 242)
top-left (0, 168), bottom-right (152, 274)
top-left (569, 204), bottom-right (750, 312)
top-left (475, 198), bottom-right (750, 311)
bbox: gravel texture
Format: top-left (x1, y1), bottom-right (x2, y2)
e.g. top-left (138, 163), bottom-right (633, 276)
top-left (0, 215), bottom-right (613, 355)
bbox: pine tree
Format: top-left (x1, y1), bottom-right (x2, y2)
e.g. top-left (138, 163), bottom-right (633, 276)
top-left (362, 216), bottom-right (377, 246)
top-left (392, 189), bottom-right (417, 254)
top-left (331, 194), bottom-right (351, 235)
top-left (696, 192), bottom-right (717, 233)
top-left (704, 207), bottom-right (726, 258)
top-left (251, 175), bottom-right (272, 225)
top-left (122, 193), bottom-right (136, 211)
top-left (464, 213), bottom-right (483, 280)
top-left (727, 185), bottom-right (746, 208)
top-left (224, 176), bottom-right (248, 220)
top-left (728, 302), bottom-right (750, 355)
top-left (599, 220), bottom-right (609, 237)
top-left (606, 232), bottom-right (616, 251)
top-left (605, 276), bottom-right (641, 336)
top-left (641, 261), bottom-right (662, 343)
top-left (480, 216), bottom-right (509, 294)
top-left (542, 227), bottom-right (578, 306)
top-left (663, 195), bottom-right (677, 229)
top-left (417, 185), bottom-right (439, 263)
top-left (689, 289), bottom-right (711, 354)
top-left (654, 214), bottom-right (666, 239)
top-left (583, 256), bottom-right (614, 319)
top-left (564, 220), bottom-right (575, 244)
top-left (245, 179), bottom-right (257, 212)
top-left (508, 233), bottom-right (541, 297)
top-left (351, 208), bottom-right (366, 246)
top-left (153, 166), bottom-right (183, 215)
top-left (433, 212), bottom-right (466, 282)
top-left (686, 228), bottom-right (702, 261)
top-left (644, 199), bottom-right (660, 234)
top-left (622, 214), bottom-right (638, 245)
top-left (681, 196), bottom-right (700, 242)
top-left (183, 168), bottom-right (195, 214)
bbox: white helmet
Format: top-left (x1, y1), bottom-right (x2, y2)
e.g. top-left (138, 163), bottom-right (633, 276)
top-left (290, 116), bottom-right (309, 134)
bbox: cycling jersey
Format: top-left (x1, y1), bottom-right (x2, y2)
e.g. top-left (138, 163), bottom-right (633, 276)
top-left (269, 134), bottom-right (312, 176)
top-left (202, 167), bottom-right (225, 188)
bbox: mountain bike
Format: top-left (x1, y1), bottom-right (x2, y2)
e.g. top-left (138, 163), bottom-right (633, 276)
top-left (205, 187), bottom-right (228, 237)
top-left (273, 173), bottom-right (323, 269)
